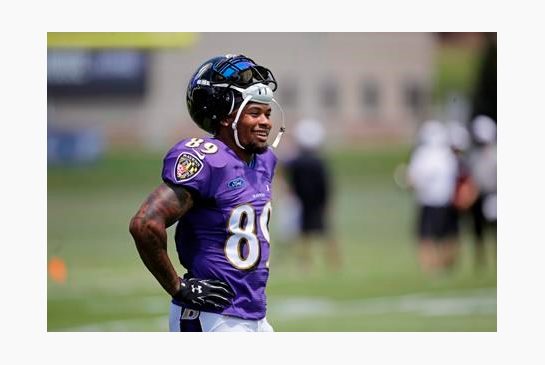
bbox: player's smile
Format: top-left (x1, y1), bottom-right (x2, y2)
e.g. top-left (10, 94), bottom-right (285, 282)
top-left (253, 129), bottom-right (270, 143)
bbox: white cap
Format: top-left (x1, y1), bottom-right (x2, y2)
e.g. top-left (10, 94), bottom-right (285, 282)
top-left (294, 118), bottom-right (325, 149)
top-left (472, 115), bottom-right (496, 144)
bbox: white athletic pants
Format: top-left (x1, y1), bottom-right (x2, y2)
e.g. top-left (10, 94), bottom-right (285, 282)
top-left (169, 302), bottom-right (274, 332)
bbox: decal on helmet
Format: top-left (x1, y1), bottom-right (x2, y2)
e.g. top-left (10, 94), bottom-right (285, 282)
top-left (174, 152), bottom-right (204, 182)
top-left (195, 62), bottom-right (212, 80)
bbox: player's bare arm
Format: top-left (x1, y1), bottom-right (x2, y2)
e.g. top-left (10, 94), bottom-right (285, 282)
top-left (129, 183), bottom-right (194, 296)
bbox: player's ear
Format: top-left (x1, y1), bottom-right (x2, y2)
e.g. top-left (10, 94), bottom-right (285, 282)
top-left (220, 116), bottom-right (232, 127)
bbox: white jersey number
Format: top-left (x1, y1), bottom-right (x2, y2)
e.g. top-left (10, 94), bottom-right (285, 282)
top-left (225, 202), bottom-right (272, 270)
top-left (185, 138), bottom-right (218, 155)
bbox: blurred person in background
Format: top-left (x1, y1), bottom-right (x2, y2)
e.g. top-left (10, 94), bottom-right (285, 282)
top-left (468, 115), bottom-right (497, 269)
top-left (466, 33), bottom-right (497, 270)
top-left (447, 121), bottom-right (477, 213)
top-left (447, 121), bottom-right (482, 269)
top-left (407, 120), bottom-right (459, 273)
top-left (130, 54), bottom-right (286, 332)
top-left (283, 118), bottom-right (341, 272)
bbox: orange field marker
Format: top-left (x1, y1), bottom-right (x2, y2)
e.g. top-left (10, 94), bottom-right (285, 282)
top-left (48, 256), bottom-right (67, 284)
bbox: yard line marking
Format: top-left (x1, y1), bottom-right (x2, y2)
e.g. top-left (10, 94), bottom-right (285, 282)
top-left (268, 288), bottom-right (496, 320)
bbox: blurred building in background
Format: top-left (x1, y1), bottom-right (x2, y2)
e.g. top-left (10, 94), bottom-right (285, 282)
top-left (48, 32), bottom-right (440, 151)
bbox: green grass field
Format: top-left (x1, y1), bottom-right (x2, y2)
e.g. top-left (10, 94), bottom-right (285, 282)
top-left (47, 145), bottom-right (496, 331)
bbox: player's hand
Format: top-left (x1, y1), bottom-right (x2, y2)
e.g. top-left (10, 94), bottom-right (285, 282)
top-left (172, 277), bottom-right (235, 310)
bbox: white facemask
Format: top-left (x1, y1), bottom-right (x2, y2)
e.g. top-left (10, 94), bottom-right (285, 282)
top-left (219, 83), bottom-right (286, 150)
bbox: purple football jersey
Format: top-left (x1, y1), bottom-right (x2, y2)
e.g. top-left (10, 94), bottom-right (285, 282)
top-left (162, 136), bottom-right (277, 320)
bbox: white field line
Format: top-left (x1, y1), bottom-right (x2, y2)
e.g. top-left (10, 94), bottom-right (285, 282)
top-left (54, 288), bottom-right (496, 331)
top-left (59, 316), bottom-right (167, 332)
top-left (268, 288), bottom-right (496, 321)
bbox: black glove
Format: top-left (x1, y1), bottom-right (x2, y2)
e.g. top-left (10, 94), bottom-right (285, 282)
top-left (172, 277), bottom-right (235, 310)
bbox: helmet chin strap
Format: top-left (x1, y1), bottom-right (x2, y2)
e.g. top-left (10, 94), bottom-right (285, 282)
top-left (228, 83), bottom-right (286, 150)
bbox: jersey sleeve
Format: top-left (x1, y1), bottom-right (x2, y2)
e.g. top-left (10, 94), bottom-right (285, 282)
top-left (161, 140), bottom-right (213, 199)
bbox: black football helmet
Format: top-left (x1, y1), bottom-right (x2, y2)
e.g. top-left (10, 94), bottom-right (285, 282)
top-left (186, 54), bottom-right (278, 134)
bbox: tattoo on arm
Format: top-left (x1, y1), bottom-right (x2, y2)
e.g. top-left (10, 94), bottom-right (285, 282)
top-left (129, 183), bottom-right (194, 296)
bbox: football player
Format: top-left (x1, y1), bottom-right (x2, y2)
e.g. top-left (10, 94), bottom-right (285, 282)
top-left (283, 118), bottom-right (341, 272)
top-left (129, 54), bottom-right (285, 331)
top-left (407, 120), bottom-right (459, 273)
